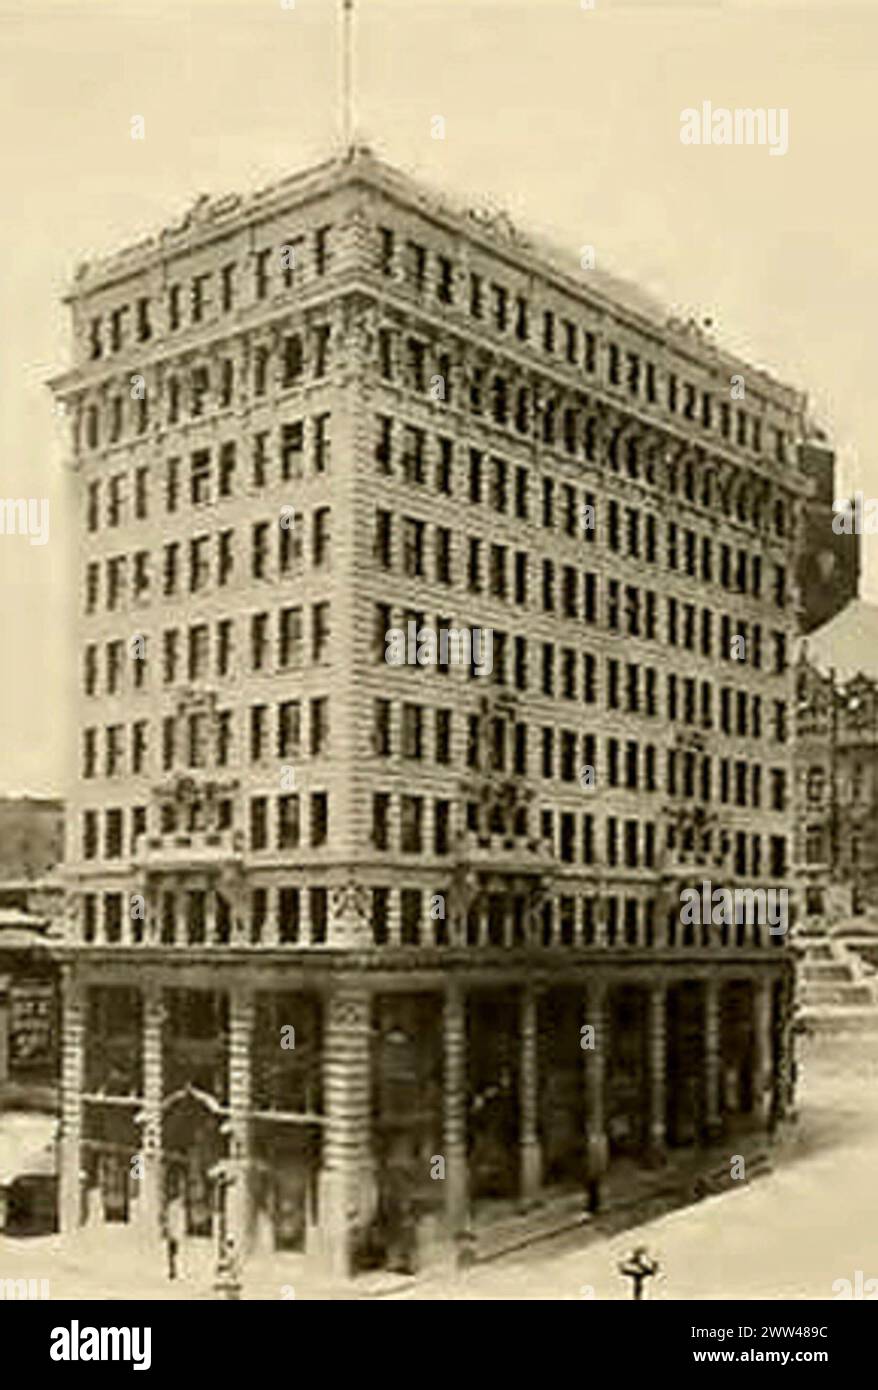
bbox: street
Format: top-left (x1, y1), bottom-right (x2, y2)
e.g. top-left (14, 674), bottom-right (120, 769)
top-left (0, 1032), bottom-right (874, 1300)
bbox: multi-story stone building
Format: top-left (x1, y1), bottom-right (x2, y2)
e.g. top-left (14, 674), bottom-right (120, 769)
top-left (50, 145), bottom-right (803, 1277)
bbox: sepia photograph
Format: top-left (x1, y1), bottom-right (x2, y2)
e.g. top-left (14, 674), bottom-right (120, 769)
top-left (0, 0), bottom-right (876, 1365)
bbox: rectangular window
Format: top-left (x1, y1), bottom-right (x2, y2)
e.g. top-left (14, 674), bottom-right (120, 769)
top-left (278, 607), bottom-right (303, 669)
top-left (310, 792), bottom-right (328, 847)
top-left (250, 797), bottom-right (268, 850)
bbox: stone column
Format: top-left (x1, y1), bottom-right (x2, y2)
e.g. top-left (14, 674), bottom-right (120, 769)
top-left (387, 887), bottom-right (402, 947)
top-left (205, 888), bottom-right (217, 947)
top-left (583, 978), bottom-right (609, 1202)
top-left (443, 981), bottom-right (468, 1237)
top-left (652, 890), bottom-right (668, 949)
top-left (775, 970), bottom-right (797, 1124)
top-left (519, 984), bottom-right (542, 1203)
top-left (645, 981), bottom-right (667, 1166)
top-left (703, 976), bottom-right (723, 1142)
top-left (751, 975), bottom-right (774, 1127)
top-left (138, 982), bottom-right (164, 1241)
top-left (59, 966), bottom-right (85, 1233)
top-left (263, 890), bottom-right (280, 948)
top-left (318, 985), bottom-right (373, 1278)
top-left (594, 886), bottom-right (608, 949)
top-left (226, 987), bottom-right (255, 1256)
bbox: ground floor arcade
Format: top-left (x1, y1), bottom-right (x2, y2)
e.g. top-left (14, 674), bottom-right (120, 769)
top-left (57, 958), bottom-right (794, 1276)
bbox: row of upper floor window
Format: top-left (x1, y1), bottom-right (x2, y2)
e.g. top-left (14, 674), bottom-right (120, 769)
top-left (796, 712), bottom-right (878, 741)
top-left (79, 589), bottom-right (788, 726)
top-left (76, 338), bottom-right (331, 450)
top-left (79, 515), bottom-right (789, 674)
top-left (374, 338), bottom-right (794, 523)
top-left (78, 789), bottom-right (788, 876)
top-left (85, 510), bottom-right (331, 606)
top-left (80, 218), bottom-right (790, 467)
top-left (81, 608), bottom-right (328, 697)
top-left (82, 226), bottom-right (335, 361)
top-left (372, 789), bottom-right (786, 876)
top-left (81, 883), bottom-right (328, 948)
top-left (81, 695), bottom-right (328, 780)
top-left (372, 568), bottom-right (789, 672)
top-left (372, 664), bottom-right (788, 749)
top-left (802, 764), bottom-right (875, 805)
top-left (800, 825), bottom-right (872, 868)
top-left (373, 507), bottom-right (788, 612)
top-left (81, 423), bottom-right (786, 586)
top-left (84, 420), bottom-right (330, 530)
top-left (83, 502), bottom-right (337, 616)
top-left (80, 679), bottom-right (790, 786)
top-left (79, 611), bottom-right (788, 748)
top-left (377, 415), bottom-right (791, 546)
top-left (81, 526), bottom-right (784, 644)
top-left (376, 227), bottom-right (792, 461)
top-left (80, 790), bottom-right (328, 864)
top-left (374, 886), bottom-right (785, 949)
top-left (369, 716), bottom-right (788, 802)
top-left (73, 322), bottom-right (792, 539)
top-left (77, 878), bottom-right (783, 950)
top-left (81, 636), bottom-right (783, 764)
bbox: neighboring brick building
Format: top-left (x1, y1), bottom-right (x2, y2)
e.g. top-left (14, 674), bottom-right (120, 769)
top-left (795, 600), bottom-right (878, 922)
top-left (49, 146), bottom-right (804, 1276)
top-left (795, 431), bottom-right (860, 635)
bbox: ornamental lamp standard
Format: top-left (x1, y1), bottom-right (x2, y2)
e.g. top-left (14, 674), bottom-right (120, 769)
top-left (619, 1246), bottom-right (659, 1301)
top-left (210, 1143), bottom-right (243, 1300)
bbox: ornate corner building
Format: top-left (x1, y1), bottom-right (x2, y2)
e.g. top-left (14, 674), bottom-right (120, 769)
top-left (795, 603), bottom-right (878, 923)
top-left (50, 146), bottom-right (806, 1277)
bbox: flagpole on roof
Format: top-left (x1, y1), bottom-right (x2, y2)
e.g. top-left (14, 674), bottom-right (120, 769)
top-left (341, 0), bottom-right (355, 153)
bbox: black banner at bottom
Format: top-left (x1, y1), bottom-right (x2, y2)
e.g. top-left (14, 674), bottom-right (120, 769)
top-left (3, 1299), bottom-right (871, 1376)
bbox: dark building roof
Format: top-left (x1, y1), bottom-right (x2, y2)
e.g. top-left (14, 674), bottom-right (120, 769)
top-left (801, 599), bottom-right (878, 683)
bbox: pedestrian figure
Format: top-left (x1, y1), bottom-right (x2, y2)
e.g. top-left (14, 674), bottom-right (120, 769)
top-left (585, 1177), bottom-right (601, 1215)
top-left (382, 1163), bottom-right (418, 1275)
top-left (619, 1246), bottom-right (659, 1300)
top-left (165, 1192), bottom-right (185, 1282)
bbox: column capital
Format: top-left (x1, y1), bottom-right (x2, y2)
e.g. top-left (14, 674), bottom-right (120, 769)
top-left (584, 975), bottom-right (608, 1009)
top-left (229, 983), bottom-right (255, 1021)
top-left (142, 980), bottom-right (166, 1020)
top-left (325, 985), bottom-right (371, 1034)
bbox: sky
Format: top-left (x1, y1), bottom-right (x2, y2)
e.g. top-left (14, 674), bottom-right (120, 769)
top-left (0, 0), bottom-right (876, 793)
